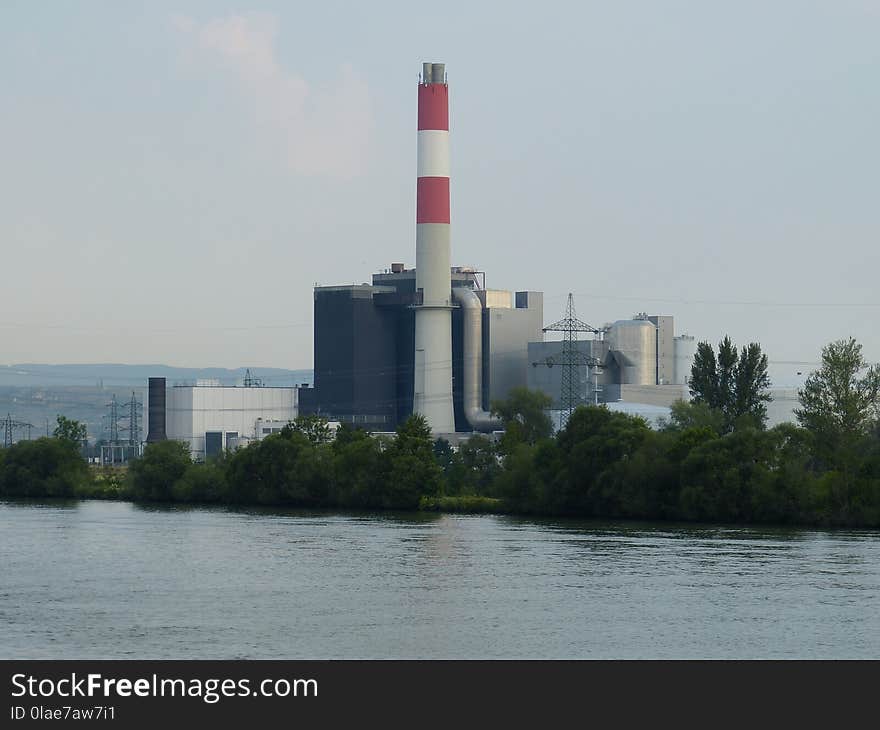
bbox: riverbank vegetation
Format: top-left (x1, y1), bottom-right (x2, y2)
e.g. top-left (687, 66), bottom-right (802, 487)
top-left (2, 338), bottom-right (879, 527)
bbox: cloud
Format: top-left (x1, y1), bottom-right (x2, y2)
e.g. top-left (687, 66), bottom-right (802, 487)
top-left (174, 13), bottom-right (370, 179)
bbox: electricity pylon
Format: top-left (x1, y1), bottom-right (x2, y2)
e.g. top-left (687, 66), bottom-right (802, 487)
top-left (2, 413), bottom-right (35, 448)
top-left (103, 395), bottom-right (121, 445)
top-left (540, 293), bottom-right (606, 428)
top-left (120, 392), bottom-right (142, 446)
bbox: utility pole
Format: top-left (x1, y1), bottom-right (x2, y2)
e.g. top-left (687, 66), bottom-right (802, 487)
top-left (539, 293), bottom-right (607, 428)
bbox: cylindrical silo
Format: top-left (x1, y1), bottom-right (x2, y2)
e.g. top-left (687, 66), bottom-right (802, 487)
top-left (674, 335), bottom-right (697, 386)
top-left (608, 320), bottom-right (657, 385)
top-left (413, 62), bottom-right (455, 433)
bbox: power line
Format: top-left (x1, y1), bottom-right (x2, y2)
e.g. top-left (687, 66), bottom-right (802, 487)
top-left (545, 292), bottom-right (880, 309)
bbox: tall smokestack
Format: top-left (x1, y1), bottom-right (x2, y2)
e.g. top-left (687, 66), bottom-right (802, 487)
top-left (413, 61), bottom-right (455, 433)
top-left (146, 377), bottom-right (167, 443)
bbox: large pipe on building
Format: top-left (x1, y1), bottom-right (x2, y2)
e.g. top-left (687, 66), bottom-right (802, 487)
top-left (145, 377), bottom-right (167, 443)
top-left (413, 61), bottom-right (455, 433)
top-left (453, 287), bottom-right (502, 431)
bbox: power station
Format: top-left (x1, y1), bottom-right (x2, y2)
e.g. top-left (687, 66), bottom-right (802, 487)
top-left (303, 63), bottom-right (696, 435)
top-left (138, 62), bottom-right (697, 448)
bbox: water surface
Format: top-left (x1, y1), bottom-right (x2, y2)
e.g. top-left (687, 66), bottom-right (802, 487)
top-left (2, 500), bottom-right (878, 658)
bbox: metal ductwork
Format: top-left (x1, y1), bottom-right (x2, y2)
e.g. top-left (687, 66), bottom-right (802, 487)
top-left (146, 377), bottom-right (167, 443)
top-left (453, 287), bottom-right (502, 432)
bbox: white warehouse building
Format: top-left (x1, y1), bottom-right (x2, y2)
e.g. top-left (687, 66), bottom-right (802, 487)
top-left (145, 379), bottom-right (298, 460)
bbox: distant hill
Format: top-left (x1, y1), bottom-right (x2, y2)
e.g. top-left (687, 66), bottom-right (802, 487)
top-left (0, 364), bottom-right (313, 388)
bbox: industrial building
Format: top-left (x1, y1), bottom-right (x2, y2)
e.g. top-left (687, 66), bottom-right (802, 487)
top-left (533, 329), bottom-right (810, 429)
top-left (528, 317), bottom-right (697, 410)
top-left (305, 62), bottom-right (697, 435)
top-left (145, 377), bottom-right (298, 460)
top-left (311, 269), bottom-right (542, 432)
top-left (306, 62), bottom-right (543, 435)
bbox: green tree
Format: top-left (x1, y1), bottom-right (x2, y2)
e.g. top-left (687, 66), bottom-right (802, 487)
top-left (553, 405), bottom-right (651, 514)
top-left (689, 341), bottom-right (720, 410)
top-left (689, 336), bottom-right (771, 432)
top-left (679, 427), bottom-right (773, 523)
top-left (677, 424), bottom-right (815, 525)
top-left (333, 422), bottom-right (369, 449)
top-left (128, 440), bottom-right (192, 501)
top-left (172, 461), bottom-right (227, 503)
top-left (734, 343), bottom-right (772, 428)
top-left (53, 415), bottom-right (87, 445)
top-left (0, 437), bottom-right (90, 498)
top-left (456, 435), bottom-right (501, 496)
top-left (382, 415), bottom-right (442, 508)
top-left (795, 338), bottom-right (880, 447)
top-left (438, 435), bottom-right (501, 497)
top-left (795, 338), bottom-right (880, 519)
top-left (491, 387), bottom-right (553, 452)
top-left (225, 429), bottom-right (331, 506)
top-left (331, 426), bottom-right (384, 506)
top-left (285, 414), bottom-right (332, 445)
top-left (492, 441), bottom-right (553, 513)
top-left (717, 336), bottom-right (738, 416)
top-left (663, 400), bottom-right (725, 434)
top-left (597, 430), bottom-right (681, 519)
top-left (433, 438), bottom-right (457, 476)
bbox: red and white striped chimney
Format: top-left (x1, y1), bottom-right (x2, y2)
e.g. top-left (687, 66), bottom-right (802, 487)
top-left (413, 61), bottom-right (455, 433)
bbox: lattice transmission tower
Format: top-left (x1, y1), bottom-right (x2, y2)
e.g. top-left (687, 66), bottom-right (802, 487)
top-left (103, 394), bottom-right (121, 445)
top-left (2, 413), bottom-right (34, 448)
top-left (120, 391), bottom-right (143, 446)
top-left (540, 293), bottom-right (606, 428)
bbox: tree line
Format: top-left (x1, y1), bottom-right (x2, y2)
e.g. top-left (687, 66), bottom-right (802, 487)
top-left (484, 336), bottom-right (879, 525)
top-left (2, 337), bottom-right (879, 527)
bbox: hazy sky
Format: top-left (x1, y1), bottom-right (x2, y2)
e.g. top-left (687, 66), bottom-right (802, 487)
top-left (2, 1), bottom-right (878, 378)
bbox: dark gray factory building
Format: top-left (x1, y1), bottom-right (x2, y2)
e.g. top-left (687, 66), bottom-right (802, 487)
top-left (305, 265), bottom-right (543, 432)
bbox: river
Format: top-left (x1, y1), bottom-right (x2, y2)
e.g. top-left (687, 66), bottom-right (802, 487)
top-left (2, 500), bottom-right (878, 659)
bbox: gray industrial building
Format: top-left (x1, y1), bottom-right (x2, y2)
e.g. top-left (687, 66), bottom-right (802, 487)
top-left (528, 315), bottom-right (696, 411)
top-left (308, 264), bottom-right (698, 433)
top-left (305, 63), bottom-right (700, 434)
top-left (308, 265), bottom-right (542, 433)
top-left (144, 377), bottom-right (299, 460)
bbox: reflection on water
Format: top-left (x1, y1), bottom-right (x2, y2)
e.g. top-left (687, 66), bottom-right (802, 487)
top-left (1, 499), bottom-right (879, 659)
